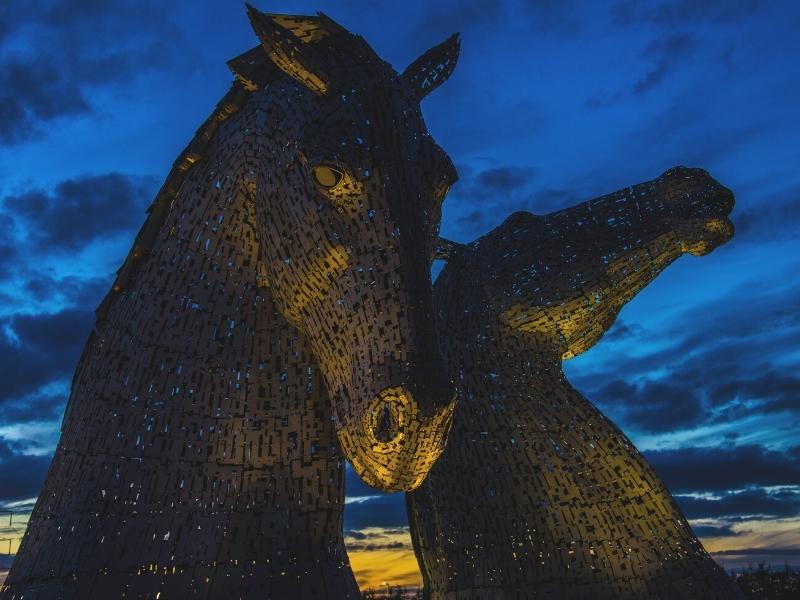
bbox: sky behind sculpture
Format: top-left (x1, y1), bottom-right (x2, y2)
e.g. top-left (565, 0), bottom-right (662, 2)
top-left (0, 0), bottom-right (798, 590)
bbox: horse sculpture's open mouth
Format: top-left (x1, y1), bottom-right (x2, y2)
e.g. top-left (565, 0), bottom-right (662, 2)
top-left (338, 385), bottom-right (456, 492)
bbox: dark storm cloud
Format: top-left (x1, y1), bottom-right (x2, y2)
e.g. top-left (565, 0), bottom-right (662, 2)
top-left (346, 541), bottom-right (407, 552)
top-left (590, 355), bottom-right (798, 437)
top-left (0, 307), bottom-right (95, 403)
top-left (645, 445), bottom-right (800, 493)
top-left (456, 210), bottom-right (485, 227)
top-left (0, 439), bottom-right (52, 503)
top-left (475, 167), bottom-right (537, 193)
top-left (0, 59), bottom-right (90, 144)
top-left (2, 392), bottom-right (66, 425)
top-left (412, 0), bottom-right (583, 40)
top-left (344, 528), bottom-right (409, 540)
top-left (0, 0), bottom-right (185, 144)
top-left (692, 524), bottom-right (742, 537)
top-left (344, 494), bottom-right (408, 531)
top-left (632, 33), bottom-right (697, 96)
top-left (568, 268), bottom-right (800, 435)
top-left (0, 5), bottom-right (10, 45)
top-left (612, 0), bottom-right (766, 27)
top-left (675, 487), bottom-right (800, 520)
top-left (734, 186), bottom-right (800, 243)
top-left (509, 0), bottom-right (585, 35)
top-left (602, 319), bottom-right (645, 342)
top-left (625, 94), bottom-right (764, 168)
top-left (461, 166), bottom-right (536, 201)
top-left (665, 286), bottom-right (800, 385)
top-left (709, 371), bottom-right (800, 417)
top-left (1, 173), bottom-right (153, 252)
top-left (593, 379), bottom-right (706, 433)
top-left (450, 165), bottom-right (540, 236)
top-left (413, 0), bottom-right (508, 38)
top-left (0, 214), bottom-right (16, 278)
top-left (0, 174), bottom-right (149, 357)
top-left (344, 466), bottom-right (409, 530)
top-left (21, 275), bottom-right (109, 307)
top-left (713, 548), bottom-right (800, 556)
top-left (585, 32), bottom-right (697, 107)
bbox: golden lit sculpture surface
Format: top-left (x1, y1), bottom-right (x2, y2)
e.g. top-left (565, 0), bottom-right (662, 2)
top-left (408, 167), bottom-right (742, 599)
top-left (1, 8), bottom-right (460, 599)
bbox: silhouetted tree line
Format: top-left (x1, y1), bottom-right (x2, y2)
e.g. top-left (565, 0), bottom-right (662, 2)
top-left (731, 563), bottom-right (800, 599)
top-left (361, 586), bottom-right (422, 599)
top-left (360, 564), bottom-right (800, 599)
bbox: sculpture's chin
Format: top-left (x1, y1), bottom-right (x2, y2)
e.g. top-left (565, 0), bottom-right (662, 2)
top-left (340, 436), bottom-right (446, 492)
top-left (337, 387), bottom-right (456, 492)
top-left (682, 217), bottom-right (735, 256)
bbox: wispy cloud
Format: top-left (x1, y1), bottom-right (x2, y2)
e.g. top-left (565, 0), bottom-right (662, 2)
top-left (0, 0), bottom-right (186, 144)
top-left (344, 526), bottom-right (421, 589)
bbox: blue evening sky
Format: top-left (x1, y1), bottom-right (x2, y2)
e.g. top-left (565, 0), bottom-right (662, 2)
top-left (1, 0), bottom-right (798, 575)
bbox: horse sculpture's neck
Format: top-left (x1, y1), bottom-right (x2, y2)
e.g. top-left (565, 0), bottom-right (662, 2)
top-left (2, 80), bottom-right (360, 599)
top-left (410, 346), bottom-right (734, 599)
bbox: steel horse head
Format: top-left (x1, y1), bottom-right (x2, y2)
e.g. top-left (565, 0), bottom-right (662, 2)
top-left (240, 6), bottom-right (460, 491)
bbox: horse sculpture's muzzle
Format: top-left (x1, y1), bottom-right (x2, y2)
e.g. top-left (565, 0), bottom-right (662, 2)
top-left (669, 168), bottom-right (736, 256)
top-left (339, 371), bottom-right (456, 492)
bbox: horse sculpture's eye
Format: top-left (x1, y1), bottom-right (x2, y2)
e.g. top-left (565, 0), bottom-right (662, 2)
top-left (311, 165), bottom-right (344, 189)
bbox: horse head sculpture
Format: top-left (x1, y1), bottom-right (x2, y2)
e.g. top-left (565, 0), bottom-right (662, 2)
top-left (2, 9), bottom-right (463, 598)
top-left (435, 166), bottom-right (734, 356)
top-left (409, 167), bottom-right (739, 597)
top-left (241, 7), bottom-right (460, 491)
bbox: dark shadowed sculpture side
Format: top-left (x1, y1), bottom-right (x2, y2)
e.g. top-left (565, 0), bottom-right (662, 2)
top-left (1, 8), bottom-right (460, 599)
top-left (408, 168), bottom-right (742, 599)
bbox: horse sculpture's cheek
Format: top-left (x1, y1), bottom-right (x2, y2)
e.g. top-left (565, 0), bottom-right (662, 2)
top-left (274, 244), bottom-right (351, 324)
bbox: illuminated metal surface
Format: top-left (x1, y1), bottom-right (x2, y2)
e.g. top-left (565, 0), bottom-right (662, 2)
top-left (1, 8), bottom-right (459, 599)
top-left (1, 9), bottom-right (743, 599)
top-left (409, 168), bottom-right (742, 599)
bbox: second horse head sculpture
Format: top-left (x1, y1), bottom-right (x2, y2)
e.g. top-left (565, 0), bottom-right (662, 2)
top-left (409, 167), bottom-right (740, 598)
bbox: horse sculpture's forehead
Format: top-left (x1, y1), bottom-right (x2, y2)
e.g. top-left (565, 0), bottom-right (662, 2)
top-left (312, 84), bottom-right (426, 139)
top-left (298, 91), bottom-right (450, 176)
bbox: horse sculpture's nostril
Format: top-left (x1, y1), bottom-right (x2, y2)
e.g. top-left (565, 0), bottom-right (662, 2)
top-left (345, 384), bottom-right (456, 491)
top-left (374, 401), bottom-right (398, 443)
top-left (367, 386), bottom-right (409, 447)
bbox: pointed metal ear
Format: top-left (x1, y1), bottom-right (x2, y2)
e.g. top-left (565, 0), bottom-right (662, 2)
top-left (401, 33), bottom-right (460, 101)
top-left (245, 4), bottom-right (344, 95)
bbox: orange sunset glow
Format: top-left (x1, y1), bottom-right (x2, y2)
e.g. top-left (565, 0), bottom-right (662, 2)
top-left (345, 527), bottom-right (422, 590)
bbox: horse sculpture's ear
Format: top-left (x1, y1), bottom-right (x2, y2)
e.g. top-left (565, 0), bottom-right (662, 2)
top-left (245, 4), bottom-right (346, 95)
top-left (401, 33), bottom-right (460, 101)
